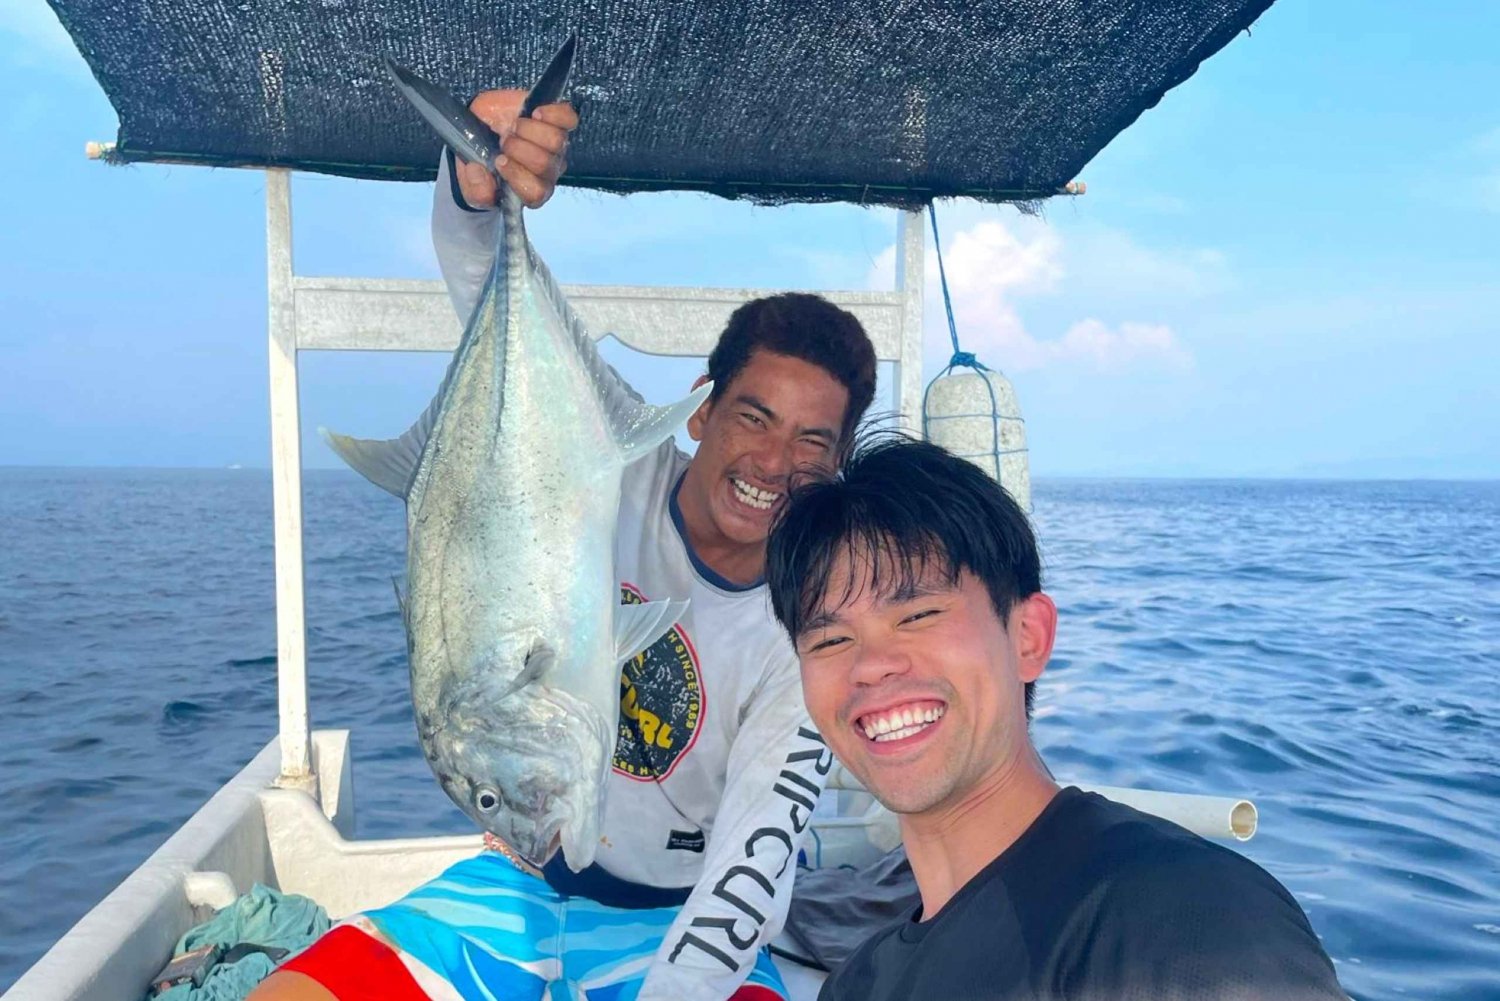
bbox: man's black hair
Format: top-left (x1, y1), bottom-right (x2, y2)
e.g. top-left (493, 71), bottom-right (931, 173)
top-left (707, 293), bottom-right (876, 446)
top-left (766, 435), bottom-right (1044, 716)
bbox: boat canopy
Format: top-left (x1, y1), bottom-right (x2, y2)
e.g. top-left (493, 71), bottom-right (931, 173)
top-left (48, 0), bottom-right (1270, 207)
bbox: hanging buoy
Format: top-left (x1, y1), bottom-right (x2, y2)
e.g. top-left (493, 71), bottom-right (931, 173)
top-left (923, 365), bottom-right (1031, 513)
top-left (919, 204), bottom-right (1032, 513)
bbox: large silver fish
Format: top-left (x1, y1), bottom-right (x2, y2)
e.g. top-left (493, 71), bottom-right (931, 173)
top-left (325, 38), bottom-right (708, 869)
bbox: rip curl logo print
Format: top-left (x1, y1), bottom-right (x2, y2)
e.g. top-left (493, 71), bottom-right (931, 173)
top-left (615, 584), bottom-right (703, 780)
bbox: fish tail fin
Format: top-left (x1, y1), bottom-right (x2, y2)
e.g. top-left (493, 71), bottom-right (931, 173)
top-left (520, 34), bottom-right (578, 118)
top-left (383, 34), bottom-right (575, 175)
top-left (612, 382), bottom-right (714, 466)
top-left (382, 56), bottom-right (501, 171)
top-left (613, 598), bottom-right (689, 664)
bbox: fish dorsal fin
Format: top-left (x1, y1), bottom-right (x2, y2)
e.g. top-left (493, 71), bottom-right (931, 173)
top-left (614, 598), bottom-right (689, 665)
top-left (613, 382), bottom-right (714, 466)
top-left (319, 388), bottom-right (441, 499)
top-left (518, 230), bottom-right (709, 465)
top-left (318, 289), bottom-right (488, 499)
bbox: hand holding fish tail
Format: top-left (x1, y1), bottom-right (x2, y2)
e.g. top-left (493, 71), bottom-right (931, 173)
top-left (455, 90), bottom-right (578, 209)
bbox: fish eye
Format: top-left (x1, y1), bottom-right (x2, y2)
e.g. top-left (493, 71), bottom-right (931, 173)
top-left (474, 787), bottom-right (501, 814)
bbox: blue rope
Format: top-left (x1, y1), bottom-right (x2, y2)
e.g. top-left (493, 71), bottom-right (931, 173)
top-left (922, 204), bottom-right (1014, 471)
top-left (928, 204), bottom-right (985, 372)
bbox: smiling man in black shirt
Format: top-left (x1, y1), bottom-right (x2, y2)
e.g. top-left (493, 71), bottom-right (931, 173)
top-left (765, 438), bottom-right (1348, 1000)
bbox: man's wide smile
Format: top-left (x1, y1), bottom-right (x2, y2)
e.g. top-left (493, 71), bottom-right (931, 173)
top-left (854, 699), bottom-right (947, 749)
top-left (730, 476), bottom-right (781, 513)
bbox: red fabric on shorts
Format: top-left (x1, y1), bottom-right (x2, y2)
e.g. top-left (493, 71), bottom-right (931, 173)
top-left (279, 921), bottom-right (789, 1001)
top-left (278, 924), bottom-right (430, 1000)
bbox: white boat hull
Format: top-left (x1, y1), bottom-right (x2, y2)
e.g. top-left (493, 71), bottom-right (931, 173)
top-left (10, 728), bottom-right (1248, 1000)
top-left (9, 732), bottom-right (482, 1001)
top-left (7, 731), bottom-right (836, 1000)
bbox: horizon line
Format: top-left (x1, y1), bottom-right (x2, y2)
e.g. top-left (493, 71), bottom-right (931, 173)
top-left (2, 463), bottom-right (1496, 484)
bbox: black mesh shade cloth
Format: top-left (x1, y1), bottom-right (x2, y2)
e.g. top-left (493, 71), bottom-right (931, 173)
top-left (48, 0), bottom-right (1272, 207)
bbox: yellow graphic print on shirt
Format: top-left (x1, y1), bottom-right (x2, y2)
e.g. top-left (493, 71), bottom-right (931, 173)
top-left (614, 585), bottom-right (703, 780)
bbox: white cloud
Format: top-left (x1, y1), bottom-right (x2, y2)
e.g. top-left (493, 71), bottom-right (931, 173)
top-left (1053, 319), bottom-right (1193, 371)
top-left (1063, 227), bottom-right (1230, 301)
top-left (940, 220), bottom-right (1064, 298)
top-left (869, 211), bottom-right (1209, 374)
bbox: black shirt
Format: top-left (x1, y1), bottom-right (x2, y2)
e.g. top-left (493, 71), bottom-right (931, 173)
top-left (820, 787), bottom-right (1347, 1001)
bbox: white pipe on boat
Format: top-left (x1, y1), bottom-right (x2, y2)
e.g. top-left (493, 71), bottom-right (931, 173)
top-left (1076, 784), bottom-right (1258, 841)
top-left (824, 765), bottom-right (1257, 842)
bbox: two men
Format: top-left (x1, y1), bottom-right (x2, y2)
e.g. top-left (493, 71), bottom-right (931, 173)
top-left (260, 79), bottom-right (1346, 1001)
top-left (254, 90), bottom-right (876, 1001)
top-left (766, 437), bottom-right (1349, 1000)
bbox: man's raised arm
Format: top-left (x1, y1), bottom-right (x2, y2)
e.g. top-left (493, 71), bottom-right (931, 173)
top-left (430, 88), bottom-right (577, 323)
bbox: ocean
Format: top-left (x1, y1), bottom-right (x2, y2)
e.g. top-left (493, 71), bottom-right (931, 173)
top-left (1, 468), bottom-right (1496, 998)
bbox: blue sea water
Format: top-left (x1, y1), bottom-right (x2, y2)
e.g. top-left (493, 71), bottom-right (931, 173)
top-left (1, 468), bottom-right (1497, 998)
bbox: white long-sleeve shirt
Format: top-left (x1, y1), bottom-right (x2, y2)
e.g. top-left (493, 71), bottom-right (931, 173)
top-left (431, 154), bottom-right (831, 1000)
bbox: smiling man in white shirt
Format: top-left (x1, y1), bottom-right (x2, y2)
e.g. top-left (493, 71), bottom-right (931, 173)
top-left (255, 88), bottom-right (878, 1001)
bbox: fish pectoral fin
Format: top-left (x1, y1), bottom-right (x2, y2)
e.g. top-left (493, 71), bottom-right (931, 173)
top-left (612, 382), bottom-right (715, 466)
top-left (613, 598), bottom-right (690, 664)
top-left (495, 644), bottom-right (552, 702)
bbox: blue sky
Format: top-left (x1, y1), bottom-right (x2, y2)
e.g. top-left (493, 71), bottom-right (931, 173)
top-left (2, 1), bottom-right (1496, 478)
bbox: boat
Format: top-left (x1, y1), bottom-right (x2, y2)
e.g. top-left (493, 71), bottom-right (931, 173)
top-left (11, 2), bottom-right (1273, 997)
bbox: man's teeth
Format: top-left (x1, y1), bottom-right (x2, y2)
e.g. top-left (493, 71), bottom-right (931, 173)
top-left (860, 705), bottom-right (946, 742)
top-left (732, 478), bottom-right (780, 511)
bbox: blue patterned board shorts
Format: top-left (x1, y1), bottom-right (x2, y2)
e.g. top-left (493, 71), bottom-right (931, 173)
top-left (326, 851), bottom-right (789, 1001)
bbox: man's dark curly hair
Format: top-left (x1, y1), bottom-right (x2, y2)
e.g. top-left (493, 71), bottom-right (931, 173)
top-left (706, 293), bottom-right (877, 446)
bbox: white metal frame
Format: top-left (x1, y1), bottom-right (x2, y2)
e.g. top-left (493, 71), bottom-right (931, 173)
top-left (264, 168), bottom-right (926, 786)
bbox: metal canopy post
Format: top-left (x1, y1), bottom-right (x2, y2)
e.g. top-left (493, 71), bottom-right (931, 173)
top-left (894, 210), bottom-right (924, 430)
top-left (266, 169), bottom-right (315, 794)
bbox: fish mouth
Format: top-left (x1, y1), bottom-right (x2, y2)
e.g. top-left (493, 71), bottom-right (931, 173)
top-left (426, 686), bottom-right (611, 870)
top-left (437, 769), bottom-right (570, 867)
top-left (508, 834), bottom-right (561, 870)
top-left (483, 830), bottom-right (558, 872)
top-left (476, 791), bottom-right (565, 868)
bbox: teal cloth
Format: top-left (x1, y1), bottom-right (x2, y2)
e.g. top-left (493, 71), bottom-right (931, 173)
top-left (150, 883), bottom-right (329, 1001)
